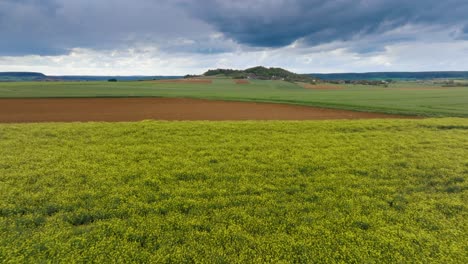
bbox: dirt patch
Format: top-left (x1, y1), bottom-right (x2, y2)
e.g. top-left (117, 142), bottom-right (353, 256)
top-left (301, 83), bottom-right (344, 90)
top-left (0, 98), bottom-right (419, 123)
top-left (152, 79), bottom-right (213, 84)
top-left (235, 80), bottom-right (250, 84)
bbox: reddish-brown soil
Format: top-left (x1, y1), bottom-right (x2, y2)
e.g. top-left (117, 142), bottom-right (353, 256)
top-left (235, 80), bottom-right (250, 84)
top-left (152, 79), bottom-right (212, 84)
top-left (0, 98), bottom-right (418, 123)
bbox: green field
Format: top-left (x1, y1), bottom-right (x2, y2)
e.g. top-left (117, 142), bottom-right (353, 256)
top-left (1, 119), bottom-right (467, 262)
top-left (0, 79), bottom-right (467, 116)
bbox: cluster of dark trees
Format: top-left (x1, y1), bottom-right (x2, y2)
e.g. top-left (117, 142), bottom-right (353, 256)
top-left (203, 66), bottom-right (316, 82)
top-left (183, 74), bottom-right (202, 79)
top-left (439, 80), bottom-right (468, 87)
top-left (310, 71), bottom-right (468, 81)
top-left (204, 69), bottom-right (243, 76)
top-left (326, 79), bottom-right (391, 86)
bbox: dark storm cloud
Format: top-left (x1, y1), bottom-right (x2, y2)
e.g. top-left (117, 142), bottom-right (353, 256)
top-left (184, 0), bottom-right (468, 47)
top-left (0, 0), bottom-right (211, 56)
top-left (462, 24), bottom-right (468, 38)
top-left (1, 0), bottom-right (467, 56)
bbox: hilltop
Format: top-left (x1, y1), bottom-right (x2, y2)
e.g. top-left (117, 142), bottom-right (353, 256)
top-left (0, 72), bottom-right (48, 81)
top-left (0, 72), bottom-right (46, 77)
top-left (0, 72), bottom-right (181, 82)
top-left (202, 66), bottom-right (316, 82)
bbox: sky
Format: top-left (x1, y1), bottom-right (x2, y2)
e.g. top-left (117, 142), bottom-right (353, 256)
top-left (0, 0), bottom-right (467, 75)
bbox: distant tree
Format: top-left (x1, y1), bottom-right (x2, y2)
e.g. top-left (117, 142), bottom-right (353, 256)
top-left (108, 78), bottom-right (117, 82)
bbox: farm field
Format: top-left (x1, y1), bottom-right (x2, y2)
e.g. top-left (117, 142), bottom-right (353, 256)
top-left (0, 98), bottom-right (416, 123)
top-left (3, 1), bottom-right (468, 263)
top-left (0, 118), bottom-right (467, 262)
top-left (0, 79), bottom-right (467, 116)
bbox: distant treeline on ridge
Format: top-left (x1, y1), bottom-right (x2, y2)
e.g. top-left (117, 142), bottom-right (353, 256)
top-left (310, 71), bottom-right (468, 80)
top-left (202, 66), bottom-right (315, 82)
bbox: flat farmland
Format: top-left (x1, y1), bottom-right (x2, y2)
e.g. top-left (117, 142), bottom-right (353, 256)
top-left (0, 79), bottom-right (466, 262)
top-left (0, 119), bottom-right (467, 262)
top-left (0, 98), bottom-right (417, 123)
top-left (0, 79), bottom-right (467, 116)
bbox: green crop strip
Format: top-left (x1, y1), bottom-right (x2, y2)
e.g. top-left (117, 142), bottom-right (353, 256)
top-left (0, 119), bottom-right (467, 262)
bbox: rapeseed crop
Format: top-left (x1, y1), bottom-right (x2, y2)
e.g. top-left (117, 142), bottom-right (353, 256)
top-left (0, 119), bottom-right (467, 262)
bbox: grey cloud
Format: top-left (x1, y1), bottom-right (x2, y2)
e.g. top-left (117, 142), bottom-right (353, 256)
top-left (1, 0), bottom-right (467, 57)
top-left (184, 0), bottom-right (468, 47)
top-left (0, 0), bottom-right (212, 55)
top-left (462, 25), bottom-right (468, 38)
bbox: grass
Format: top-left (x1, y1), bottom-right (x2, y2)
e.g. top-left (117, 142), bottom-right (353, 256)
top-left (0, 79), bottom-right (467, 116)
top-left (1, 118), bottom-right (467, 262)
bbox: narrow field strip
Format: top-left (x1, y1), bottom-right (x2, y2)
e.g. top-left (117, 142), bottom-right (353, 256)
top-left (151, 79), bottom-right (213, 84)
top-left (235, 80), bottom-right (250, 84)
top-left (298, 82), bottom-right (344, 90)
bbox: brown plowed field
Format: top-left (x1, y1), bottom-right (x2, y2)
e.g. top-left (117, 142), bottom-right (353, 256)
top-left (0, 98), bottom-right (418, 123)
top-left (235, 80), bottom-right (250, 84)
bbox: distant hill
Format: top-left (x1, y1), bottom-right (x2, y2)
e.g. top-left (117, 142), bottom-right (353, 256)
top-left (49, 76), bottom-right (181, 81)
top-left (0, 72), bottom-right (48, 81)
top-left (0, 72), bottom-right (182, 82)
top-left (309, 71), bottom-right (468, 81)
top-left (0, 72), bottom-right (46, 77)
top-left (203, 66), bottom-right (315, 82)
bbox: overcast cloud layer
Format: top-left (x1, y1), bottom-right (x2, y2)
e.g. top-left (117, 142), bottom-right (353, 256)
top-left (0, 0), bottom-right (467, 74)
